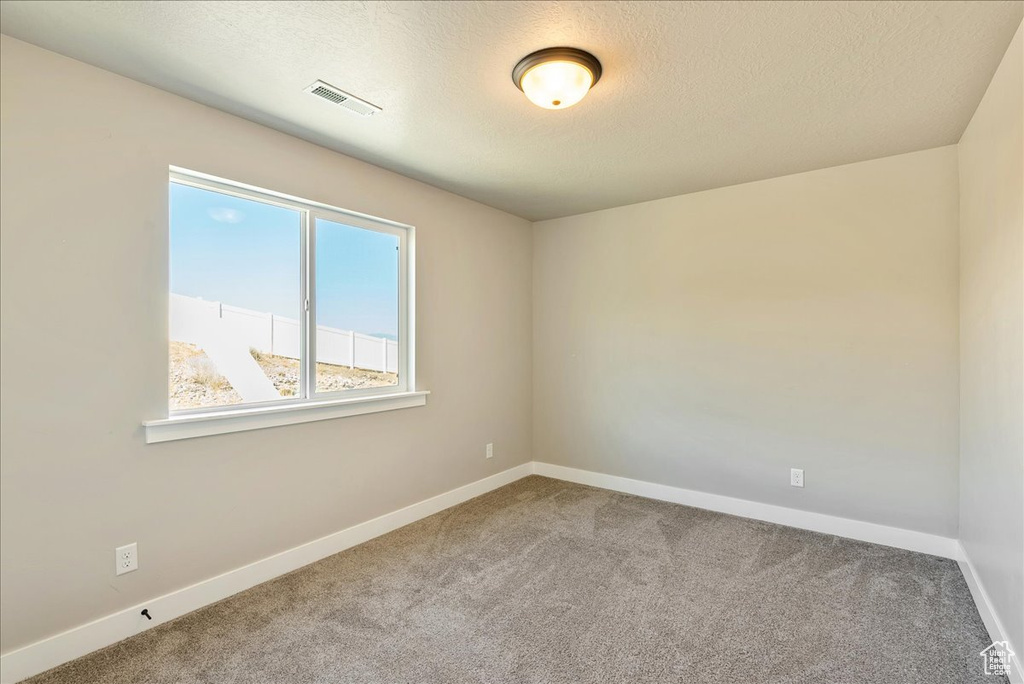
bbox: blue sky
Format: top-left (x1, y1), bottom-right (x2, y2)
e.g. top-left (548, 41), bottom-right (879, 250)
top-left (170, 183), bottom-right (398, 338)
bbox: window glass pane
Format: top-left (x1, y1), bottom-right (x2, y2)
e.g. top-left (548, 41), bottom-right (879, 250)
top-left (314, 218), bottom-right (399, 393)
top-left (169, 183), bottom-right (301, 411)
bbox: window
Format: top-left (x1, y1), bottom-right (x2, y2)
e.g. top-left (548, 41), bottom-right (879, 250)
top-left (152, 168), bottom-right (420, 440)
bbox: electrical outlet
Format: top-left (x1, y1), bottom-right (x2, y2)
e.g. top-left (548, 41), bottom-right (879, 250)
top-left (485, 443), bottom-right (493, 459)
top-left (790, 468), bottom-right (804, 488)
top-left (115, 543), bottom-right (138, 575)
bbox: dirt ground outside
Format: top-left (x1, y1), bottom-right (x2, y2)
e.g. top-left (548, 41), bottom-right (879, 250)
top-left (170, 341), bottom-right (398, 411)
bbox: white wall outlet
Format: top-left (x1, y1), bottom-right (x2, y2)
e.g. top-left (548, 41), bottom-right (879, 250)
top-left (485, 443), bottom-right (493, 459)
top-left (790, 468), bottom-right (804, 488)
top-left (115, 542), bottom-right (138, 575)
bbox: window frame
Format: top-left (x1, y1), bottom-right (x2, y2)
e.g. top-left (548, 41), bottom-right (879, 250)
top-left (307, 211), bottom-right (409, 403)
top-left (164, 167), bottom-right (416, 420)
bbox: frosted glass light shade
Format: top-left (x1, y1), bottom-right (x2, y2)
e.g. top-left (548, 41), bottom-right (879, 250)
top-left (520, 60), bottom-right (595, 110)
top-left (513, 47), bottom-right (602, 111)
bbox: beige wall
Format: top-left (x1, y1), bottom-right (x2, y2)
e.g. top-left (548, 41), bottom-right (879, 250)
top-left (958, 22), bottom-right (1024, 656)
top-left (534, 146), bottom-right (961, 537)
top-left (0, 36), bottom-right (533, 653)
top-left (1, 18), bottom-right (1019, 666)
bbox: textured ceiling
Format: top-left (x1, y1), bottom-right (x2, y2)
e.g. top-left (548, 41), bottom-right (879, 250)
top-left (1, 1), bottom-right (1021, 220)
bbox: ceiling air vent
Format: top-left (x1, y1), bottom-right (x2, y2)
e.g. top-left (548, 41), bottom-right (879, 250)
top-left (305, 80), bottom-right (382, 117)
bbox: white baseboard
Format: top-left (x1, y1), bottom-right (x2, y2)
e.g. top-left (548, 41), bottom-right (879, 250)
top-left (958, 543), bottom-right (1023, 684)
top-left (0, 461), bottom-right (998, 684)
top-left (0, 463), bottom-right (534, 684)
top-left (532, 462), bottom-right (960, 559)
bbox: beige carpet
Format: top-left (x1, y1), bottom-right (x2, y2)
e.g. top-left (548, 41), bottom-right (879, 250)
top-left (26, 476), bottom-right (1000, 683)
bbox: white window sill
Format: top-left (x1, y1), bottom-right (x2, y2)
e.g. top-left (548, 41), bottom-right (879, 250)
top-left (143, 390), bottom-right (429, 444)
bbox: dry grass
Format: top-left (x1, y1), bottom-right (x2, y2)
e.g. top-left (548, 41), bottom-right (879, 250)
top-left (186, 356), bottom-right (229, 390)
top-left (169, 342), bottom-right (241, 410)
top-left (249, 347), bottom-right (268, 364)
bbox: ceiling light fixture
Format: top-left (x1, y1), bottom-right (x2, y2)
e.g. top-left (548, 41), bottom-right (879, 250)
top-left (512, 47), bottom-right (602, 110)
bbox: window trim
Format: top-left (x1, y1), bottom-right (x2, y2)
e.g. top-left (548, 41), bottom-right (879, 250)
top-left (144, 391), bottom-right (429, 443)
top-left (150, 167), bottom-right (421, 439)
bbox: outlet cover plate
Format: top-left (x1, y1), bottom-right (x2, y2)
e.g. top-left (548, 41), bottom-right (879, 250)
top-left (115, 542), bottom-right (138, 575)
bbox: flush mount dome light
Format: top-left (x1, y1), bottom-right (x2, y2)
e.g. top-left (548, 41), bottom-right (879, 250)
top-left (512, 47), bottom-right (602, 110)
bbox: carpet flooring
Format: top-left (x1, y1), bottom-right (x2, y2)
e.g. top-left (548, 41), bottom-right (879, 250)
top-left (25, 476), bottom-right (1001, 684)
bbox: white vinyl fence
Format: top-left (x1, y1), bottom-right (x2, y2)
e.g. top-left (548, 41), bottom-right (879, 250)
top-left (171, 293), bottom-right (398, 374)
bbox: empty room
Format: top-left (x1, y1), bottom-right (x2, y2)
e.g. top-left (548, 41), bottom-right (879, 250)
top-left (1, 1), bottom-right (1022, 682)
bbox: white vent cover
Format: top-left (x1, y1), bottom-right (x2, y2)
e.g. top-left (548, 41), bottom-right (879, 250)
top-left (304, 80), bottom-right (381, 117)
